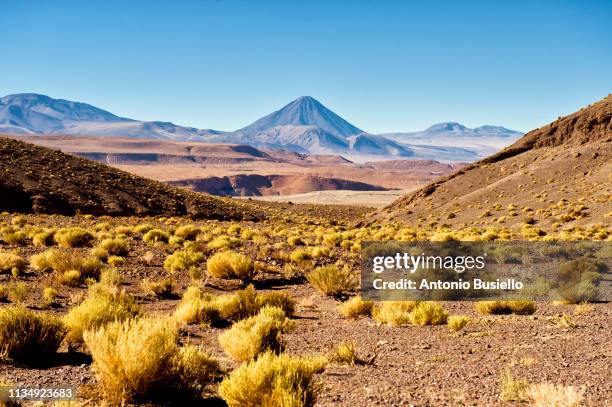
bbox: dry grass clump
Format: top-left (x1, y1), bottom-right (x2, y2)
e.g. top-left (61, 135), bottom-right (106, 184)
top-left (475, 300), bottom-right (536, 315)
top-left (142, 228), bottom-right (170, 244)
top-left (173, 285), bottom-right (292, 326)
top-left (307, 264), bottom-right (357, 297)
top-left (219, 351), bottom-right (327, 407)
top-left (409, 302), bottom-right (448, 326)
top-left (54, 227), bottom-right (94, 248)
top-left (0, 306), bottom-right (66, 364)
top-left (63, 283), bottom-right (140, 343)
top-left (42, 286), bottom-right (58, 306)
top-left (0, 251), bottom-right (27, 276)
top-left (500, 371), bottom-right (529, 402)
top-left (329, 341), bottom-right (369, 365)
top-left (218, 306), bottom-right (295, 361)
top-left (141, 278), bottom-right (175, 298)
top-left (97, 238), bottom-right (129, 256)
top-left (173, 225), bottom-right (200, 240)
top-left (206, 251), bottom-right (254, 279)
top-left (257, 291), bottom-right (296, 317)
top-left (339, 296), bottom-right (374, 319)
top-left (32, 230), bottom-right (55, 247)
top-left (208, 235), bottom-right (239, 250)
top-left (526, 383), bottom-right (584, 407)
top-left (83, 317), bottom-right (218, 403)
top-left (164, 249), bottom-right (204, 274)
top-left (2, 230), bottom-right (27, 245)
top-left (0, 285), bottom-right (7, 302)
top-left (447, 315), bottom-right (470, 332)
top-left (372, 301), bottom-right (418, 326)
top-left (30, 248), bottom-right (103, 286)
top-left (289, 248), bottom-right (311, 262)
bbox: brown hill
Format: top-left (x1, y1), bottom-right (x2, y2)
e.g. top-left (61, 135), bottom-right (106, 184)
top-left (370, 95), bottom-right (612, 229)
top-left (0, 135), bottom-right (262, 220)
top-left (170, 174), bottom-right (388, 196)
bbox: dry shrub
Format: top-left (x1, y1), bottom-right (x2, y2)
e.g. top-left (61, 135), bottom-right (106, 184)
top-left (257, 291), bottom-right (296, 317)
top-left (107, 256), bottom-right (125, 267)
top-left (206, 251), bottom-right (253, 279)
top-left (0, 252), bottom-right (27, 275)
top-left (447, 315), bottom-right (470, 332)
top-left (372, 301), bottom-right (418, 327)
top-left (174, 225), bottom-right (200, 240)
top-left (83, 317), bottom-right (218, 403)
top-left (63, 283), bottom-right (139, 343)
top-left (475, 300), bottom-right (536, 315)
top-left (218, 306), bottom-right (295, 361)
top-left (54, 227), bottom-right (94, 248)
top-left (142, 229), bottom-right (170, 244)
top-left (164, 250), bottom-right (204, 274)
top-left (329, 341), bottom-right (368, 365)
top-left (0, 306), bottom-right (66, 364)
top-left (30, 249), bottom-right (103, 286)
top-left (500, 371), bottom-right (529, 402)
top-left (2, 231), bottom-right (27, 246)
top-left (141, 278), bottom-right (175, 298)
top-left (339, 296), bottom-right (374, 319)
top-left (307, 264), bottom-right (357, 297)
top-left (526, 383), bottom-right (584, 407)
top-left (219, 351), bottom-right (327, 407)
top-left (0, 285), bottom-right (7, 302)
top-left (97, 238), bottom-right (129, 256)
top-left (289, 249), bottom-right (311, 262)
top-left (42, 286), bottom-right (58, 305)
top-left (410, 302), bottom-right (448, 326)
top-left (208, 235), bottom-right (238, 250)
top-left (7, 282), bottom-right (28, 303)
top-left (32, 230), bottom-right (55, 247)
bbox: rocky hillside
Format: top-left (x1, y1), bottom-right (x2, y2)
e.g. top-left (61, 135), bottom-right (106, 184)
top-left (370, 95), bottom-right (611, 229)
top-left (0, 135), bottom-right (262, 219)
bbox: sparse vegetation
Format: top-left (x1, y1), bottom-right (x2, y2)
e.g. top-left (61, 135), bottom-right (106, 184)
top-left (0, 251), bottom-right (27, 276)
top-left (475, 300), bottom-right (536, 315)
top-left (0, 306), bottom-right (66, 364)
top-left (447, 315), bottom-right (470, 332)
top-left (54, 227), bottom-right (94, 248)
top-left (339, 295), bottom-right (374, 319)
top-left (219, 351), bottom-right (327, 407)
top-left (307, 264), bottom-right (357, 296)
top-left (63, 283), bottom-right (140, 343)
top-left (83, 317), bottom-right (218, 403)
top-left (206, 251), bottom-right (254, 279)
top-left (218, 306), bottom-right (295, 361)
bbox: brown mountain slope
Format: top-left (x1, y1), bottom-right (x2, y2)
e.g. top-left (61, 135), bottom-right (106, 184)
top-left (369, 95), bottom-right (612, 229)
top-left (0, 136), bottom-right (262, 220)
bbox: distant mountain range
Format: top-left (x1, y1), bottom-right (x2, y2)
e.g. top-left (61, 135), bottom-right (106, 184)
top-left (0, 93), bottom-right (522, 161)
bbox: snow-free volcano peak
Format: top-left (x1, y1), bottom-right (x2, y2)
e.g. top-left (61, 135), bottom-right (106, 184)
top-left (238, 96), bottom-right (364, 138)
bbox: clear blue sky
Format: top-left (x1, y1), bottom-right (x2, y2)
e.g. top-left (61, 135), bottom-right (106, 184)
top-left (1, 0), bottom-right (610, 133)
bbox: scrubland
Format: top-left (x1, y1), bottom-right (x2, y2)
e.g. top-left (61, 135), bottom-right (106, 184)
top-left (0, 204), bottom-right (609, 406)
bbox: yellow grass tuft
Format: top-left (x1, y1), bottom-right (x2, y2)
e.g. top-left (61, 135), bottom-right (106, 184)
top-left (219, 351), bottom-right (327, 407)
top-left (206, 251), bottom-right (254, 279)
top-left (54, 227), bottom-right (94, 248)
top-left (63, 283), bottom-right (139, 343)
top-left (409, 302), bottom-right (448, 326)
top-left (526, 383), bottom-right (584, 407)
top-left (218, 306), bottom-right (295, 361)
top-left (83, 317), bottom-right (218, 403)
top-left (0, 306), bottom-right (66, 364)
top-left (372, 301), bottom-right (418, 327)
top-left (447, 315), bottom-right (470, 331)
top-left (0, 252), bottom-right (27, 276)
top-left (475, 300), bottom-right (536, 315)
top-left (307, 264), bottom-right (357, 297)
top-left (339, 296), bottom-right (374, 319)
